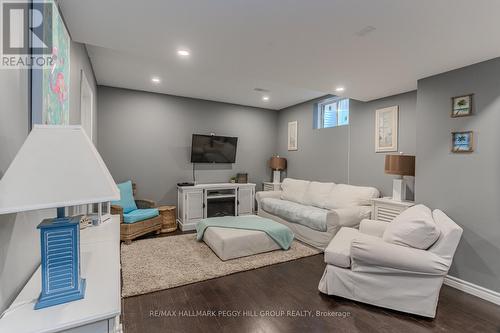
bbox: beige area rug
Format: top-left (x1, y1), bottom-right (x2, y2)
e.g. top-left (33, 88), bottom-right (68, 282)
top-left (121, 234), bottom-right (320, 297)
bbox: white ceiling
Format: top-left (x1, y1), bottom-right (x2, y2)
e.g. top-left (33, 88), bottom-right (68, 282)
top-left (59, 0), bottom-right (500, 110)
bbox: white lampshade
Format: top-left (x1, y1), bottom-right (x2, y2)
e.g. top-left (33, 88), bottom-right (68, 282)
top-left (0, 125), bottom-right (120, 214)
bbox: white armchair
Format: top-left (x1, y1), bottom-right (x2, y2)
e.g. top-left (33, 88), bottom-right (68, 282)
top-left (318, 209), bottom-right (463, 318)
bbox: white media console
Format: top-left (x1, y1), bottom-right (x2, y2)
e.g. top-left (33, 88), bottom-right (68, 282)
top-left (177, 183), bottom-right (256, 231)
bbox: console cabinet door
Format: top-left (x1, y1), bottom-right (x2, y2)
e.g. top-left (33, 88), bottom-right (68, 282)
top-left (238, 187), bottom-right (254, 215)
top-left (186, 190), bottom-right (204, 222)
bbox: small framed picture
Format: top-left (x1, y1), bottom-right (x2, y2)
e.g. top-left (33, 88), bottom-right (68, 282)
top-left (288, 120), bottom-right (298, 151)
top-left (375, 106), bottom-right (399, 152)
top-left (451, 131), bottom-right (473, 153)
top-left (451, 94), bottom-right (473, 117)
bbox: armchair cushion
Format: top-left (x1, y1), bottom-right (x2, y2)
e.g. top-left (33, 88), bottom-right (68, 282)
top-left (383, 204), bottom-right (440, 250)
top-left (123, 208), bottom-right (160, 224)
top-left (112, 180), bottom-right (138, 213)
top-left (324, 227), bottom-right (378, 268)
top-left (359, 219), bottom-right (389, 238)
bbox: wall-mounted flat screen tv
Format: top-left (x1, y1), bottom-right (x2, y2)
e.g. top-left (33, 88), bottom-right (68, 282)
top-left (191, 134), bottom-right (238, 163)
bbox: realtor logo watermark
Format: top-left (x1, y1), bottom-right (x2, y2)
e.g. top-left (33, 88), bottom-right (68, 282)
top-left (1, 1), bottom-right (53, 68)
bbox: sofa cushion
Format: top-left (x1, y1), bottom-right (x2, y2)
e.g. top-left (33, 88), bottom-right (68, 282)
top-left (303, 181), bottom-right (336, 208)
top-left (324, 184), bottom-right (379, 209)
top-left (112, 180), bottom-right (138, 213)
top-left (383, 205), bottom-right (440, 249)
top-left (123, 208), bottom-right (159, 224)
top-left (280, 178), bottom-right (310, 204)
top-left (324, 227), bottom-right (377, 267)
top-left (260, 198), bottom-right (328, 231)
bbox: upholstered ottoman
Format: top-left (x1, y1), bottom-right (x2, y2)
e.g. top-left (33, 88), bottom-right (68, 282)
top-left (200, 215), bottom-right (291, 261)
top-left (204, 227), bottom-right (280, 260)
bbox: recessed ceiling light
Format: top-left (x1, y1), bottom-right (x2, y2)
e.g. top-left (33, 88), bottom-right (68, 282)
top-left (335, 87), bottom-right (345, 92)
top-left (262, 96), bottom-right (270, 101)
top-left (151, 77), bottom-right (161, 84)
top-left (177, 49), bottom-right (190, 57)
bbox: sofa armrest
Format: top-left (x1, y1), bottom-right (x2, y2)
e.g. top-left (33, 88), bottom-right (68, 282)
top-left (255, 191), bottom-right (281, 209)
top-left (135, 199), bottom-right (157, 209)
top-left (111, 205), bottom-right (124, 223)
top-left (359, 219), bottom-right (389, 238)
top-left (351, 237), bottom-right (449, 276)
top-left (326, 206), bottom-right (371, 229)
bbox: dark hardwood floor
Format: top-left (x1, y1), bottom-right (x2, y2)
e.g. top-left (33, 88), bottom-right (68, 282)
top-left (122, 234), bottom-right (500, 333)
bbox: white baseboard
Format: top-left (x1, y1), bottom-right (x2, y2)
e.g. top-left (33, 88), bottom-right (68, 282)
top-left (444, 275), bottom-right (500, 306)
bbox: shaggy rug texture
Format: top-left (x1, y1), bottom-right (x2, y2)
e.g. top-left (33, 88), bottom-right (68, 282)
top-left (121, 234), bottom-right (320, 297)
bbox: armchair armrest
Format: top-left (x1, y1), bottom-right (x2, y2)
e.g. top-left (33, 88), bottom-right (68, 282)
top-left (255, 191), bottom-right (282, 209)
top-left (359, 219), bottom-right (389, 238)
top-left (351, 237), bottom-right (449, 276)
top-left (110, 204), bottom-right (124, 223)
top-left (326, 206), bottom-right (371, 229)
top-left (135, 199), bottom-right (157, 209)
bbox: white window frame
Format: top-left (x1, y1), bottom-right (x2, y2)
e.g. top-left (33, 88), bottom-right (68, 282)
top-left (316, 97), bottom-right (349, 129)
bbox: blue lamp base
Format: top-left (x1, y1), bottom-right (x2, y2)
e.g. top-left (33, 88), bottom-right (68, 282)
top-left (35, 279), bottom-right (86, 310)
top-left (35, 208), bottom-right (86, 310)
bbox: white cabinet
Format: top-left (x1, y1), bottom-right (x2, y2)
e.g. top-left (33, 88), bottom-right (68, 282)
top-left (371, 197), bottom-right (415, 222)
top-left (237, 186), bottom-right (254, 215)
top-left (0, 217), bottom-right (122, 333)
top-left (177, 183), bottom-right (256, 231)
top-left (262, 182), bottom-right (281, 191)
top-left (178, 188), bottom-right (204, 225)
top-left (186, 190), bottom-right (204, 222)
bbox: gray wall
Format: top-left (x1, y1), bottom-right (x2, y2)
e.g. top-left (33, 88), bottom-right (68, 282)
top-left (69, 42), bottom-right (98, 144)
top-left (349, 91), bottom-right (416, 196)
top-left (97, 86), bottom-right (278, 204)
top-left (0, 41), bottom-right (97, 312)
top-left (276, 92), bottom-right (417, 196)
top-left (416, 57), bottom-right (500, 293)
top-left (276, 96), bottom-right (349, 183)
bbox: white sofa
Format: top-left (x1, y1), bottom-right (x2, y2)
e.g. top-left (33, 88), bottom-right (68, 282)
top-left (318, 205), bottom-right (463, 318)
top-left (256, 178), bottom-right (380, 250)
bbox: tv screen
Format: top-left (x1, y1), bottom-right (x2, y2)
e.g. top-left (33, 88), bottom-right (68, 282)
top-left (191, 134), bottom-right (238, 163)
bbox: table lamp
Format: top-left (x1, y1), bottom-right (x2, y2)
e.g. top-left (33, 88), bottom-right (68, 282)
top-left (384, 154), bottom-right (415, 201)
top-left (0, 125), bottom-right (120, 309)
top-left (270, 156), bottom-right (287, 183)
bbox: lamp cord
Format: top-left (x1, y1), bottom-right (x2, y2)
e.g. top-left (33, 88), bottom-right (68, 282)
top-left (192, 163), bottom-right (196, 183)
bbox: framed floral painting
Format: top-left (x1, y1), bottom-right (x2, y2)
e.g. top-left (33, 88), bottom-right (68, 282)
top-left (31, 0), bottom-right (70, 129)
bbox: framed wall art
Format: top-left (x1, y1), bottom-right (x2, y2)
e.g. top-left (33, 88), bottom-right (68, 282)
top-left (31, 0), bottom-right (71, 129)
top-left (451, 94), bottom-right (473, 118)
top-left (451, 131), bottom-right (473, 153)
top-left (375, 106), bottom-right (398, 152)
top-left (287, 121), bottom-right (298, 151)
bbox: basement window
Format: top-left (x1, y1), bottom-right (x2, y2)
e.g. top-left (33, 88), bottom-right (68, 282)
top-left (314, 98), bottom-right (349, 129)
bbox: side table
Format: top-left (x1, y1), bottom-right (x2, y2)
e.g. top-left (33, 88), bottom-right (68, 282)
top-left (371, 197), bottom-right (415, 222)
top-left (158, 205), bottom-right (177, 233)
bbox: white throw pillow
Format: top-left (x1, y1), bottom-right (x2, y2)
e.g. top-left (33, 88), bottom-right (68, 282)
top-left (280, 178), bottom-right (310, 204)
top-left (383, 204), bottom-right (440, 249)
top-left (302, 181), bottom-right (336, 208)
top-left (324, 184), bottom-right (380, 209)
